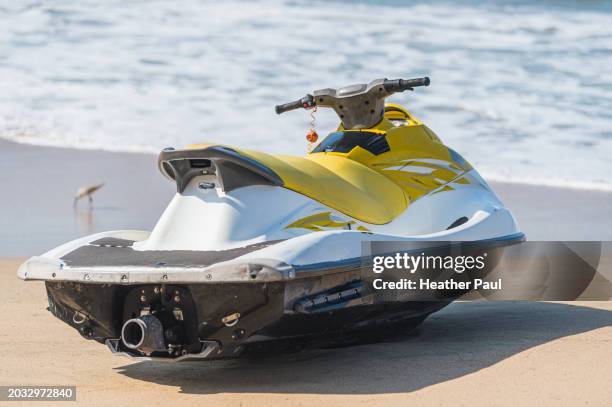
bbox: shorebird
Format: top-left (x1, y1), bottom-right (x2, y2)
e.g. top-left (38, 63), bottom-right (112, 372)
top-left (74, 183), bottom-right (105, 207)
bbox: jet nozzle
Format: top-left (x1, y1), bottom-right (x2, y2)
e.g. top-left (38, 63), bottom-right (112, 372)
top-left (121, 315), bottom-right (166, 354)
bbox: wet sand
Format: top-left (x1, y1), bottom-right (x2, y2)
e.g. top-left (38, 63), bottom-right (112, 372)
top-left (0, 259), bottom-right (610, 406)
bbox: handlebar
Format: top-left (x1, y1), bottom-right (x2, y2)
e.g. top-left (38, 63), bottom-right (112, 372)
top-left (274, 77), bottom-right (430, 115)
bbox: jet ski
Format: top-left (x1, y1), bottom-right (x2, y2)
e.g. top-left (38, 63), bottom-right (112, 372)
top-left (18, 77), bottom-right (524, 361)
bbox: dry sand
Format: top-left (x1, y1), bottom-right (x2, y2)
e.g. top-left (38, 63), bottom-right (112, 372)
top-left (1, 258), bottom-right (610, 406)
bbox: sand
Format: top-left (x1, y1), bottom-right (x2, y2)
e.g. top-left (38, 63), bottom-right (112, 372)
top-left (0, 259), bottom-right (610, 406)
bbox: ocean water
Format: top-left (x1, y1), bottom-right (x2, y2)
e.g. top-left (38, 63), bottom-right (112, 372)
top-left (1, 0), bottom-right (611, 190)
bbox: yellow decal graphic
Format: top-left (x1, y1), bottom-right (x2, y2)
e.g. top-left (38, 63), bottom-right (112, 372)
top-left (285, 212), bottom-right (369, 232)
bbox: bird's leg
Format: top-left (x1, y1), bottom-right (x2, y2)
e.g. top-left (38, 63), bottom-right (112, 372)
top-left (88, 195), bottom-right (93, 206)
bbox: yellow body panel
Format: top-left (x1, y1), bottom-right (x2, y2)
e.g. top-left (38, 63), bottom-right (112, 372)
top-left (182, 104), bottom-right (472, 226)
top-left (318, 107), bottom-right (473, 202)
top-left (235, 148), bottom-right (408, 225)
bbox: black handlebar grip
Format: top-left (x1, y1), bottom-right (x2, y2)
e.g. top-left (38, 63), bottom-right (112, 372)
top-left (384, 77), bottom-right (430, 93)
top-left (401, 77), bottom-right (430, 88)
top-left (275, 94), bottom-right (315, 114)
top-left (275, 99), bottom-right (304, 114)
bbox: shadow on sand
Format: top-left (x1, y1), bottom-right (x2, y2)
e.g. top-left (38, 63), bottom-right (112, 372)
top-left (116, 301), bottom-right (611, 394)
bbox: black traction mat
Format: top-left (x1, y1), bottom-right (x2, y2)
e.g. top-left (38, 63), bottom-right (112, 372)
top-left (61, 240), bottom-right (283, 268)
